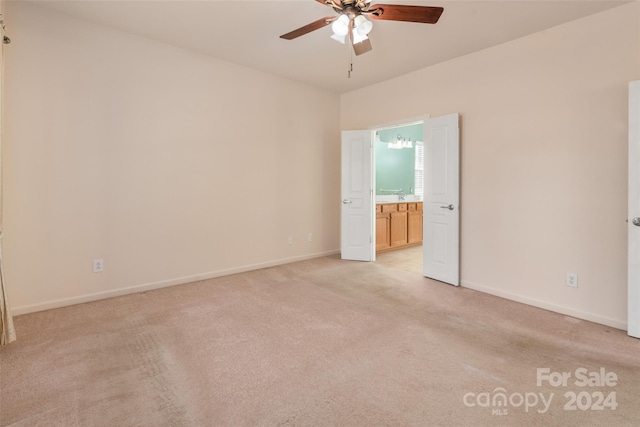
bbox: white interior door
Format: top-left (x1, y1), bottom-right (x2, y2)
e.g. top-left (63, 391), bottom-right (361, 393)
top-left (423, 113), bottom-right (460, 285)
top-left (629, 81), bottom-right (640, 338)
top-left (341, 130), bottom-right (373, 261)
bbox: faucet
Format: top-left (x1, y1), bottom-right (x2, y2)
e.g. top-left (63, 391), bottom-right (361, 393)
top-left (389, 189), bottom-right (406, 201)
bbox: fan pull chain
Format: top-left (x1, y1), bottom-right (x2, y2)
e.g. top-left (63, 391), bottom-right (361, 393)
top-left (347, 41), bottom-right (353, 78)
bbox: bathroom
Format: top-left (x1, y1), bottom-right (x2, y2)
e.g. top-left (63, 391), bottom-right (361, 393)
top-left (375, 122), bottom-right (423, 202)
top-left (374, 122), bottom-right (424, 254)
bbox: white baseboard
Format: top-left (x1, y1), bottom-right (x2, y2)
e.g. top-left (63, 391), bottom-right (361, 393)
top-left (11, 250), bottom-right (340, 316)
top-left (460, 280), bottom-right (628, 331)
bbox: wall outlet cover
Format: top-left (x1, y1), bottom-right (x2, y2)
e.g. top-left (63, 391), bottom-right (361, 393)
top-left (93, 259), bottom-right (104, 273)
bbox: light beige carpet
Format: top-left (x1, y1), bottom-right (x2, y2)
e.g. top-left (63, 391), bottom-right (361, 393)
top-left (1, 247), bottom-right (639, 426)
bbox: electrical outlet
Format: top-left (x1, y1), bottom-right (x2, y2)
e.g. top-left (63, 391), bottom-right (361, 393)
top-left (93, 259), bottom-right (104, 273)
top-left (566, 273), bottom-right (578, 288)
top-left (288, 236), bottom-right (293, 245)
top-left (308, 233), bottom-right (313, 242)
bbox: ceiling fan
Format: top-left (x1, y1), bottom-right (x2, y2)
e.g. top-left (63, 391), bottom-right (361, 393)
top-left (280, 0), bottom-right (444, 56)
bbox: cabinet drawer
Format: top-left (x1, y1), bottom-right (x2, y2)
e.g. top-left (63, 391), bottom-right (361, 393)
top-left (408, 203), bottom-right (417, 211)
top-left (381, 204), bottom-right (397, 213)
top-left (376, 204), bottom-right (382, 214)
top-left (398, 203), bottom-right (408, 211)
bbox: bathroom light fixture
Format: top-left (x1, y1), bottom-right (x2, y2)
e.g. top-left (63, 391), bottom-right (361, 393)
top-left (387, 135), bottom-right (413, 150)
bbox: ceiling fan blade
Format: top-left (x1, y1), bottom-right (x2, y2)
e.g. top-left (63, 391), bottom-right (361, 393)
top-left (353, 37), bottom-right (373, 56)
top-left (368, 5), bottom-right (444, 24)
top-left (280, 16), bottom-right (335, 40)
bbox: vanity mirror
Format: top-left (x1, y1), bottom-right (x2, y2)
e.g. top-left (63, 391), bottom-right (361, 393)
top-left (375, 123), bottom-right (423, 200)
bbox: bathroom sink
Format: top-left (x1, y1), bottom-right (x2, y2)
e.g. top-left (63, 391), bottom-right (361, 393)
top-left (376, 195), bottom-right (423, 203)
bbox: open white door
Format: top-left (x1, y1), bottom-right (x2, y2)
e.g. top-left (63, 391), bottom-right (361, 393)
top-left (341, 130), bottom-right (373, 261)
top-left (423, 113), bottom-right (460, 285)
top-left (629, 81), bottom-right (640, 338)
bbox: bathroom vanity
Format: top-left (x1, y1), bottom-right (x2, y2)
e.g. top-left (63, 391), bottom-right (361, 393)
top-left (376, 201), bottom-right (423, 253)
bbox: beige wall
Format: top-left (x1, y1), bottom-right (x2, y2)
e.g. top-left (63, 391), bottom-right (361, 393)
top-left (342, 2), bottom-right (640, 329)
top-left (4, 2), bottom-right (341, 313)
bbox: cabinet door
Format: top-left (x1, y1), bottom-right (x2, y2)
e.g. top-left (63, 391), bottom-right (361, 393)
top-left (408, 210), bottom-right (423, 244)
top-left (376, 213), bottom-right (391, 251)
top-left (390, 211), bottom-right (408, 247)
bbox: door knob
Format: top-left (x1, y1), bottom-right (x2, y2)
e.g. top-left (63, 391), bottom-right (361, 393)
top-left (342, 199), bottom-right (352, 204)
top-left (440, 204), bottom-right (454, 211)
top-left (633, 217), bottom-right (640, 226)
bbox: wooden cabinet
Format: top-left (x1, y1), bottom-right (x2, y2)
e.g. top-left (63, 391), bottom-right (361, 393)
top-left (376, 213), bottom-right (391, 251)
top-left (407, 203), bottom-right (423, 244)
top-left (376, 202), bottom-right (422, 253)
top-left (390, 211), bottom-right (408, 247)
top-left (376, 203), bottom-right (394, 251)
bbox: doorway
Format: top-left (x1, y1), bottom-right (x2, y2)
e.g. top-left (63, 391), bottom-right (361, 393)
top-left (341, 113), bottom-right (460, 285)
top-left (371, 121), bottom-right (424, 266)
top-left (371, 113), bottom-right (460, 285)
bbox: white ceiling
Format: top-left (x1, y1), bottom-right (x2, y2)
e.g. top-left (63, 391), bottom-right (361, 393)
top-left (26, 0), bottom-right (629, 93)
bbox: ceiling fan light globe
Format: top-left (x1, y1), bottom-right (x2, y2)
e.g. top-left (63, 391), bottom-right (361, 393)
top-left (354, 15), bottom-right (373, 36)
top-left (331, 14), bottom-right (350, 37)
top-left (330, 33), bottom-right (347, 44)
top-left (352, 30), bottom-right (368, 44)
